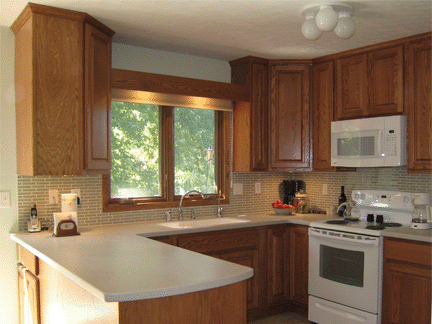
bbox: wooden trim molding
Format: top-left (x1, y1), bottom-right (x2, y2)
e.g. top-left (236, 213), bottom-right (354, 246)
top-left (111, 68), bottom-right (249, 102)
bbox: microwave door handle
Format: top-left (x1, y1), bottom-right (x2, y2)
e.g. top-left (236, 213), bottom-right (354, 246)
top-left (309, 229), bottom-right (379, 247)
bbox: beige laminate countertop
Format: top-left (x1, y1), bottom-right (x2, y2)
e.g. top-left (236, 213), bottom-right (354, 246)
top-left (11, 212), bottom-right (430, 304)
top-left (11, 212), bottom-right (330, 303)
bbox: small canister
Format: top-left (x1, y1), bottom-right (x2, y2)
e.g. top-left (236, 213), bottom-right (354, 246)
top-left (294, 193), bottom-right (308, 214)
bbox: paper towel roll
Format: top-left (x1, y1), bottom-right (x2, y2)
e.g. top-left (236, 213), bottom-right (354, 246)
top-left (61, 194), bottom-right (77, 213)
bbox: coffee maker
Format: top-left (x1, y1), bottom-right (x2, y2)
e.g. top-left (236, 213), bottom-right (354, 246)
top-left (283, 180), bottom-right (305, 205)
top-left (411, 193), bottom-right (431, 230)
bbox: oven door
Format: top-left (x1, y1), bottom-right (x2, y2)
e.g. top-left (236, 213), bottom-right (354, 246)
top-left (308, 227), bottom-right (382, 314)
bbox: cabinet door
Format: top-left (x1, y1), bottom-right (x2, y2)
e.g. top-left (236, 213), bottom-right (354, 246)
top-left (18, 264), bottom-right (41, 324)
top-left (368, 45), bottom-right (404, 116)
top-left (312, 61), bottom-right (335, 171)
top-left (231, 57), bottom-right (269, 172)
top-left (85, 24), bottom-right (112, 171)
top-left (221, 249), bottom-right (259, 310)
top-left (269, 64), bottom-right (311, 170)
top-left (267, 225), bottom-right (289, 304)
top-left (382, 238), bottom-right (431, 324)
top-left (406, 37), bottom-right (432, 173)
top-left (289, 225), bottom-right (309, 305)
top-left (250, 63), bottom-right (269, 171)
top-left (335, 54), bottom-right (368, 120)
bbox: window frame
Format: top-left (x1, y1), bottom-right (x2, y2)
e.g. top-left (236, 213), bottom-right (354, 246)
top-left (102, 69), bottom-right (238, 213)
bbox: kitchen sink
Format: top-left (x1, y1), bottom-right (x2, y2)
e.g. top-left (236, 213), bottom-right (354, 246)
top-left (157, 217), bottom-right (250, 229)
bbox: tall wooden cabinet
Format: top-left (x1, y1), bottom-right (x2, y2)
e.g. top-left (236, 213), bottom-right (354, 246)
top-left (382, 238), bottom-right (431, 324)
top-left (406, 36), bottom-right (432, 173)
top-left (230, 57), bottom-right (269, 172)
top-left (12, 3), bottom-right (114, 175)
top-left (312, 61), bottom-right (335, 171)
top-left (269, 63), bottom-right (312, 171)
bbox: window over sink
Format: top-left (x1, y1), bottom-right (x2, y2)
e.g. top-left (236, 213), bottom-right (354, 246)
top-left (102, 86), bottom-right (231, 212)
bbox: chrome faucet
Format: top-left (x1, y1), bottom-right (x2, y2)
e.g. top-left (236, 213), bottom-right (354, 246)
top-left (179, 190), bottom-right (205, 220)
top-left (217, 191), bottom-right (225, 217)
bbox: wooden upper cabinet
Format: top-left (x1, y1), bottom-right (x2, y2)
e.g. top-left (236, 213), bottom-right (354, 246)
top-left (335, 54), bottom-right (368, 120)
top-left (368, 45), bottom-right (404, 116)
top-left (230, 57), bottom-right (269, 172)
top-left (12, 3), bottom-right (114, 175)
top-left (312, 61), bottom-right (335, 171)
top-left (85, 24), bottom-right (112, 171)
top-left (335, 45), bottom-right (404, 120)
top-left (269, 63), bottom-right (311, 170)
top-left (406, 36), bottom-right (432, 173)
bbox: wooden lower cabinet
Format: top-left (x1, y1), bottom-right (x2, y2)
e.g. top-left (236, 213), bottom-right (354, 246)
top-left (382, 237), bottom-right (431, 324)
top-left (221, 249), bottom-right (260, 310)
top-left (17, 264), bottom-right (40, 324)
top-left (17, 245), bottom-right (247, 324)
top-left (289, 225), bottom-right (309, 306)
top-left (267, 225), bottom-right (290, 306)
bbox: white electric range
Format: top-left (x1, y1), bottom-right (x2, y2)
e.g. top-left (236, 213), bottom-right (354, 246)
top-left (308, 190), bottom-right (413, 324)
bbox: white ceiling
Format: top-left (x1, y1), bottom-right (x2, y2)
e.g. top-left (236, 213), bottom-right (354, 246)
top-left (2, 0), bottom-right (431, 61)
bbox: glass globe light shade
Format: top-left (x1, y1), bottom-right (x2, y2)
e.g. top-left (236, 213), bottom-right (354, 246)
top-left (302, 15), bottom-right (323, 40)
top-left (315, 5), bottom-right (338, 32)
top-left (334, 13), bottom-right (355, 39)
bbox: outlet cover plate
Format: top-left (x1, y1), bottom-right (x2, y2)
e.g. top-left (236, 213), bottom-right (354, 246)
top-left (0, 191), bottom-right (11, 208)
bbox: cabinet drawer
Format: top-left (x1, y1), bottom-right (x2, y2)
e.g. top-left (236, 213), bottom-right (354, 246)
top-left (17, 245), bottom-right (39, 275)
top-left (384, 238), bottom-right (431, 267)
top-left (178, 229), bottom-right (259, 254)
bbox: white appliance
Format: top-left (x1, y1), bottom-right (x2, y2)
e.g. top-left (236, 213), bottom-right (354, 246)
top-left (308, 190), bottom-right (414, 324)
top-left (331, 115), bottom-right (407, 167)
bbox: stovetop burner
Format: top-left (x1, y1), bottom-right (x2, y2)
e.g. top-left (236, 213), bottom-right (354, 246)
top-left (382, 222), bottom-right (403, 228)
top-left (326, 218), bottom-right (361, 225)
top-left (365, 224), bottom-right (386, 230)
top-left (326, 219), bottom-right (348, 225)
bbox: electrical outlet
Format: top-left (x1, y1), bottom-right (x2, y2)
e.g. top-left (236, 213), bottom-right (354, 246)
top-left (255, 183), bottom-right (261, 194)
top-left (48, 189), bottom-right (59, 204)
top-left (322, 184), bottom-right (328, 195)
top-left (0, 191), bottom-right (11, 208)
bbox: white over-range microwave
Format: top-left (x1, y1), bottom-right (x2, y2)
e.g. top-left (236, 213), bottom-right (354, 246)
top-left (331, 115), bottom-right (407, 167)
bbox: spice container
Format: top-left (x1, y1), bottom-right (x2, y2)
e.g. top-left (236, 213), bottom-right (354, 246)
top-left (294, 193), bottom-right (308, 213)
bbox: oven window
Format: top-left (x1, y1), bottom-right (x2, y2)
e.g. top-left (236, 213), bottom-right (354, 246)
top-left (319, 245), bottom-right (364, 287)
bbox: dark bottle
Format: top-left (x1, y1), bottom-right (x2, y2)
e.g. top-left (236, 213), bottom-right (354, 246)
top-left (338, 186), bottom-right (347, 217)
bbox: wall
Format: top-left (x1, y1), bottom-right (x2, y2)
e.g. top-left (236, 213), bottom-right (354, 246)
top-left (17, 168), bottom-right (432, 230)
top-left (0, 26), bottom-right (19, 324)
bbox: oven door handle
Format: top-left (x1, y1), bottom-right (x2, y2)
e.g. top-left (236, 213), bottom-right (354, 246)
top-left (314, 301), bottom-right (368, 322)
top-left (309, 229), bottom-right (379, 247)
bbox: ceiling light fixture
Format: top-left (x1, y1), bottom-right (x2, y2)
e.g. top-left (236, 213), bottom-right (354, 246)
top-left (301, 2), bottom-right (355, 40)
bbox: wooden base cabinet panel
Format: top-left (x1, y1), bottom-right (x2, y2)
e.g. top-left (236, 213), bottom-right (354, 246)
top-left (18, 264), bottom-right (40, 324)
top-left (267, 225), bottom-right (290, 305)
top-left (382, 238), bottom-right (431, 324)
top-left (119, 281), bottom-right (247, 324)
top-left (289, 225), bottom-right (309, 305)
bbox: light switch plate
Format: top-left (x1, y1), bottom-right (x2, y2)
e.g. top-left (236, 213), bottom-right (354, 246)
top-left (233, 183), bottom-right (243, 195)
top-left (255, 183), bottom-right (261, 194)
top-left (49, 189), bottom-right (59, 204)
top-left (0, 191), bottom-right (11, 208)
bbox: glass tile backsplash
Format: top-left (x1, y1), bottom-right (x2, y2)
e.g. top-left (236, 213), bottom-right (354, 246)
top-left (17, 167), bottom-right (432, 231)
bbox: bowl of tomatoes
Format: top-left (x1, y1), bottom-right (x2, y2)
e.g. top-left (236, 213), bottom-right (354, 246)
top-left (272, 200), bottom-right (295, 215)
